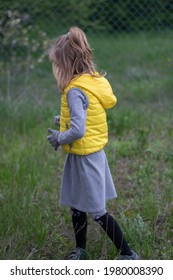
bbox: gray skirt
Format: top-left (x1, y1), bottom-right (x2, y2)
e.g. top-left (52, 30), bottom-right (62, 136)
top-left (59, 149), bottom-right (117, 214)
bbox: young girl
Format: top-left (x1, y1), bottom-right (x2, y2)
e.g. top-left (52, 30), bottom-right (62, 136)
top-left (47, 27), bottom-right (140, 260)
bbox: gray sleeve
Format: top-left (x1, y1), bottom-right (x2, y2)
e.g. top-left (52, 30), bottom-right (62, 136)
top-left (58, 88), bottom-right (89, 145)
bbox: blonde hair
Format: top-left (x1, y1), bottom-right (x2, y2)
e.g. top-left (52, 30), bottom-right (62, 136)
top-left (49, 27), bottom-right (99, 92)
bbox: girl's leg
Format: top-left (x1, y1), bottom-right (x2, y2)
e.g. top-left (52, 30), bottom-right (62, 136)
top-left (94, 212), bottom-right (132, 256)
top-left (71, 208), bottom-right (87, 249)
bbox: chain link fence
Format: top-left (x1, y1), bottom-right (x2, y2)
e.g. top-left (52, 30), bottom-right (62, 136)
top-left (1, 0), bottom-right (173, 34)
top-left (0, 0), bottom-right (172, 98)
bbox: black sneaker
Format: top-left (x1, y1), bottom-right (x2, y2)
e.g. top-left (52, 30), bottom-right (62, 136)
top-left (117, 250), bottom-right (141, 260)
top-left (65, 247), bottom-right (87, 260)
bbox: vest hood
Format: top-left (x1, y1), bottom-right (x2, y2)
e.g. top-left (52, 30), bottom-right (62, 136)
top-left (64, 74), bottom-right (117, 109)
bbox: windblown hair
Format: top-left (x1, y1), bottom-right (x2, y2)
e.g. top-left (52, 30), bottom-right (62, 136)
top-left (49, 27), bottom-right (99, 92)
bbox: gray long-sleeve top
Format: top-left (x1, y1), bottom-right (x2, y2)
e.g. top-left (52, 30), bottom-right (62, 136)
top-left (57, 88), bottom-right (88, 145)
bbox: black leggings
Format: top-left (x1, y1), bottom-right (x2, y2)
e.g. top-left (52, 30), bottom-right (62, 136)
top-left (71, 208), bottom-right (131, 255)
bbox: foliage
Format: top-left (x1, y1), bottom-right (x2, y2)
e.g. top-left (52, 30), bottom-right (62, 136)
top-left (0, 9), bottom-right (49, 99)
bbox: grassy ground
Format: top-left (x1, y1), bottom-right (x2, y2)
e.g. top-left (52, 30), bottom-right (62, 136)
top-left (0, 32), bottom-right (173, 260)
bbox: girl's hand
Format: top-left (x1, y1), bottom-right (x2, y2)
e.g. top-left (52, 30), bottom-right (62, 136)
top-left (54, 115), bottom-right (60, 126)
top-left (47, 128), bottom-right (60, 151)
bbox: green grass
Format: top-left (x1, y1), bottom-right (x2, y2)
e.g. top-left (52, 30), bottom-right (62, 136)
top-left (0, 32), bottom-right (173, 260)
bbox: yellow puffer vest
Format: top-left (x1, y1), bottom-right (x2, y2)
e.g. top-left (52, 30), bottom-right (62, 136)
top-left (60, 74), bottom-right (117, 155)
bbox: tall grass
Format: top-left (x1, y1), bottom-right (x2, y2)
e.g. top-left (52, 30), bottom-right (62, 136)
top-left (0, 32), bottom-right (173, 259)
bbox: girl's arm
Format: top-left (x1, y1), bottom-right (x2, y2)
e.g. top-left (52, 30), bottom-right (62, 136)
top-left (58, 88), bottom-right (88, 145)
